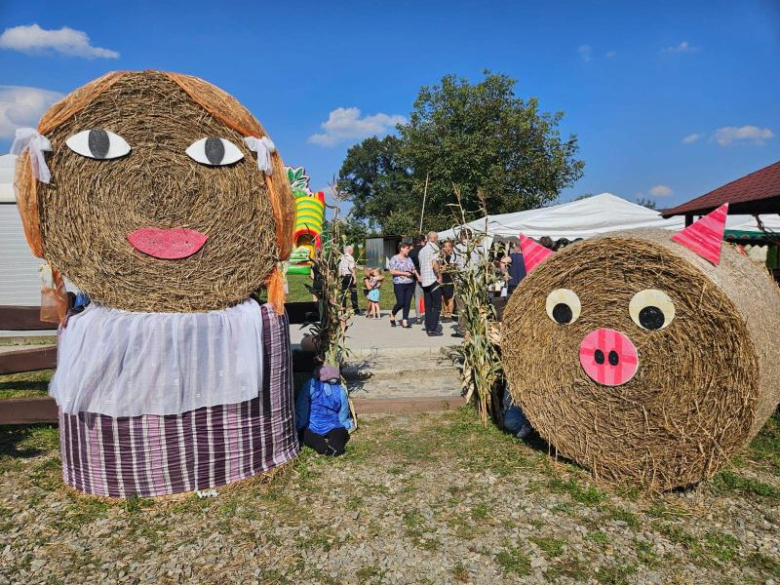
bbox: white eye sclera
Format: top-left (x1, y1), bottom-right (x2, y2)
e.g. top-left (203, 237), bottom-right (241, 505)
top-left (66, 129), bottom-right (131, 160)
top-left (546, 288), bottom-right (581, 325)
top-left (630, 289), bottom-right (675, 331)
top-left (186, 137), bottom-right (244, 166)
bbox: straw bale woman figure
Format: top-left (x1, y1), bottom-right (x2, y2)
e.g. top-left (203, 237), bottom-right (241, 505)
top-left (12, 71), bottom-right (299, 497)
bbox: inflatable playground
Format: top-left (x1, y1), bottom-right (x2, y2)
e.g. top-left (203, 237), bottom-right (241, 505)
top-left (286, 166), bottom-right (325, 275)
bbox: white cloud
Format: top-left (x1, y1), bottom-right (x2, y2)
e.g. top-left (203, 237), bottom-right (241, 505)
top-left (682, 133), bottom-right (704, 144)
top-left (0, 85), bottom-right (63, 139)
top-left (662, 41), bottom-right (699, 54)
top-left (649, 185), bottom-right (673, 197)
top-left (712, 125), bottom-right (775, 146)
top-left (308, 107), bottom-right (406, 147)
top-left (578, 45), bottom-right (592, 62)
top-left (606, 50), bottom-right (617, 58)
top-left (0, 24), bottom-right (119, 59)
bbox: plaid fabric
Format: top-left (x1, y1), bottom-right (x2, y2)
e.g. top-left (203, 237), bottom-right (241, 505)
top-left (58, 303), bottom-right (299, 498)
top-left (418, 242), bottom-right (440, 287)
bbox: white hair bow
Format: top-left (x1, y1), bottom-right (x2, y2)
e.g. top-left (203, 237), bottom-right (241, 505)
top-left (11, 127), bottom-right (53, 184)
top-left (244, 136), bottom-right (276, 175)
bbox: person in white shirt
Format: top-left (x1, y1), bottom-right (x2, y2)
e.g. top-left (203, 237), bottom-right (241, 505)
top-left (338, 245), bottom-right (360, 314)
top-left (418, 231), bottom-right (443, 336)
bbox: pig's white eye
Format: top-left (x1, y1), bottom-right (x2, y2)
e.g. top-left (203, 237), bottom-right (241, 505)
top-left (186, 137), bottom-right (244, 166)
top-left (546, 289), bottom-right (581, 325)
top-left (630, 289), bottom-right (675, 330)
top-left (66, 129), bottom-right (130, 160)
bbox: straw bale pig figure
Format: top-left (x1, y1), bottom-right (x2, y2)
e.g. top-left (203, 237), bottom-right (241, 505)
top-left (502, 207), bottom-right (780, 490)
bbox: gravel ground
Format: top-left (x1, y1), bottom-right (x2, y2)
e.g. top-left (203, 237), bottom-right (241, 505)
top-left (1, 409), bottom-right (779, 584)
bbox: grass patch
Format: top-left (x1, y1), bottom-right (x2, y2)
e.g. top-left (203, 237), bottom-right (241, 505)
top-left (0, 369), bottom-right (53, 400)
top-left (495, 546), bottom-right (531, 577)
top-left (595, 563), bottom-right (637, 584)
top-left (548, 477), bottom-right (606, 506)
top-left (530, 536), bottom-right (566, 558)
top-left (604, 505), bottom-right (640, 528)
top-left (545, 557), bottom-right (590, 581)
top-left (711, 470), bottom-right (780, 500)
top-left (654, 523), bottom-right (741, 567)
top-left (452, 561), bottom-right (470, 582)
top-left (747, 415), bottom-right (780, 475)
top-left (588, 530), bottom-right (609, 545)
top-left (746, 553), bottom-right (780, 578)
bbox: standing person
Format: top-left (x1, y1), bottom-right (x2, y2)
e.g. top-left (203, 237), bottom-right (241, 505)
top-left (439, 240), bottom-right (457, 322)
top-left (388, 240), bottom-right (418, 328)
top-left (507, 242), bottom-right (526, 295)
top-left (338, 245), bottom-right (360, 315)
top-left (363, 268), bottom-right (384, 319)
top-left (419, 231), bottom-right (443, 336)
top-left (408, 235), bottom-right (425, 325)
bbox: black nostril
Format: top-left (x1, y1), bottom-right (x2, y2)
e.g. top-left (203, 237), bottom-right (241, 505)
top-left (594, 349), bottom-right (605, 364)
top-left (608, 350), bottom-right (619, 366)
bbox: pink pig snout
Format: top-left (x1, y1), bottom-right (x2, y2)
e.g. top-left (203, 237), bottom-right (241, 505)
top-left (579, 328), bottom-right (639, 386)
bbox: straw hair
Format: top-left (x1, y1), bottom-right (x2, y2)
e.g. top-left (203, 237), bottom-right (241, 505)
top-left (22, 70), bottom-right (294, 313)
top-left (502, 229), bottom-right (780, 490)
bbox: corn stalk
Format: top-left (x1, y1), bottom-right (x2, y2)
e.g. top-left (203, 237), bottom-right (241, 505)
top-left (448, 187), bottom-right (505, 426)
top-left (306, 180), bottom-right (354, 367)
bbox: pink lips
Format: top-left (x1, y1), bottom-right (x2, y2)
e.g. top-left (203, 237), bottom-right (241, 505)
top-left (127, 228), bottom-right (208, 259)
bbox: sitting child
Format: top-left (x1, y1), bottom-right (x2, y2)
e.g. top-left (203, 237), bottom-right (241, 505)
top-left (296, 364), bottom-right (354, 456)
top-left (502, 384), bottom-right (533, 439)
top-left (363, 268), bottom-right (384, 319)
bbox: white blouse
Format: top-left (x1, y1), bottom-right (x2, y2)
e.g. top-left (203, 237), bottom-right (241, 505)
top-left (50, 299), bottom-right (265, 418)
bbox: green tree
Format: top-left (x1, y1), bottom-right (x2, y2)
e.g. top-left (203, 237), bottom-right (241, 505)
top-left (338, 72), bottom-right (585, 233)
top-left (636, 197), bottom-right (658, 210)
top-left (337, 136), bottom-right (416, 234)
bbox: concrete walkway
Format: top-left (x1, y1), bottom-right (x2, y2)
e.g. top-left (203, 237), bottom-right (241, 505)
top-left (288, 310), bottom-right (462, 356)
top-left (290, 311), bottom-right (465, 412)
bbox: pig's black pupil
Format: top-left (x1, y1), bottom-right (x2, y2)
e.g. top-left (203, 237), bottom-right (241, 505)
top-left (88, 130), bottom-right (110, 159)
top-left (639, 306), bottom-right (665, 330)
top-left (552, 303), bottom-right (573, 324)
top-left (205, 137), bottom-right (224, 165)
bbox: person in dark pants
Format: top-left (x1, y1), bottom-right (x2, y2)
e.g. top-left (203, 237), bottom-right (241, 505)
top-left (439, 240), bottom-right (456, 321)
top-left (388, 240), bottom-right (418, 328)
top-left (296, 365), bottom-right (353, 456)
top-left (408, 235), bottom-right (425, 325)
top-left (418, 231), bottom-right (443, 336)
top-left (338, 244), bottom-right (360, 314)
top-left (507, 243), bottom-right (527, 295)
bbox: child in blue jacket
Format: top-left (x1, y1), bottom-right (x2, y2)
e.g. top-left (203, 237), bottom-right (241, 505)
top-left (296, 365), bottom-right (353, 456)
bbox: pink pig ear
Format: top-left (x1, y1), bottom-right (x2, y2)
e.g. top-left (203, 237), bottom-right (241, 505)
top-left (519, 234), bottom-right (554, 273)
top-left (671, 203), bottom-right (728, 265)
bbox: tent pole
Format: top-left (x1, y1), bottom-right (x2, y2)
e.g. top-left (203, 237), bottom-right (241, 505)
top-left (419, 172), bottom-right (429, 234)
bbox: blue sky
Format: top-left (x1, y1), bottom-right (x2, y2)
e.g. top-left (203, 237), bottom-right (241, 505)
top-left (1, 0), bottom-right (779, 212)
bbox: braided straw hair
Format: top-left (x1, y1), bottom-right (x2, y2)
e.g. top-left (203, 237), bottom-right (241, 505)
top-left (15, 71), bottom-right (294, 314)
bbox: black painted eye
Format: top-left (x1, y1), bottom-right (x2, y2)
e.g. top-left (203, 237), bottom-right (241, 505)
top-left (629, 289), bottom-right (675, 331)
top-left (186, 137), bottom-right (244, 166)
top-left (546, 289), bottom-right (581, 325)
top-left (66, 129), bottom-right (130, 160)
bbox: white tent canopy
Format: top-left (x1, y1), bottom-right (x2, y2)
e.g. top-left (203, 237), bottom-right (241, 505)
top-left (439, 193), bottom-right (780, 241)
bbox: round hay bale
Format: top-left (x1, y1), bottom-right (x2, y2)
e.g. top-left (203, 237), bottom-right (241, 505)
top-left (27, 70), bottom-right (294, 312)
top-left (502, 229), bottom-right (780, 490)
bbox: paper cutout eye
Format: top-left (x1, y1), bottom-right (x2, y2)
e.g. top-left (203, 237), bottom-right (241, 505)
top-left (546, 289), bottom-right (581, 325)
top-left (66, 129), bottom-right (130, 160)
top-left (186, 137), bottom-right (244, 166)
top-left (629, 289), bottom-right (675, 330)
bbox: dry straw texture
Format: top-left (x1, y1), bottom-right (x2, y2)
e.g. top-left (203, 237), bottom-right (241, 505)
top-left (20, 70), bottom-right (294, 313)
top-left (502, 229), bottom-right (780, 490)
